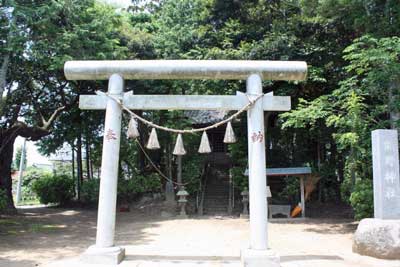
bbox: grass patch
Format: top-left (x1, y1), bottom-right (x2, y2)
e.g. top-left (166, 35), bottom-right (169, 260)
top-left (0, 219), bottom-right (21, 226)
top-left (17, 199), bottom-right (41, 206)
top-left (0, 218), bottom-right (23, 235)
top-left (29, 223), bottom-right (65, 232)
top-left (0, 218), bottom-right (65, 235)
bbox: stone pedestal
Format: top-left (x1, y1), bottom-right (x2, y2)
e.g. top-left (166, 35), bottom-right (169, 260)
top-left (353, 218), bottom-right (400, 259)
top-left (80, 245), bottom-right (125, 265)
top-left (241, 248), bottom-right (280, 267)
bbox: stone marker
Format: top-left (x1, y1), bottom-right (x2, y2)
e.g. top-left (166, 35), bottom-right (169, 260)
top-left (353, 129), bottom-right (400, 259)
top-left (371, 129), bottom-right (400, 219)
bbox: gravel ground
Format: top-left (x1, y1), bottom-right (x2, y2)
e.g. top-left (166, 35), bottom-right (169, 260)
top-left (0, 206), bottom-right (399, 267)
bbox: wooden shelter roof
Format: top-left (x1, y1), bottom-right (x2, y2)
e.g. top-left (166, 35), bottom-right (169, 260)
top-left (244, 167), bottom-right (312, 177)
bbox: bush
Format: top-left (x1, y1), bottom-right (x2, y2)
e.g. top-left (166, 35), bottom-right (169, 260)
top-left (0, 189), bottom-right (7, 212)
top-left (81, 179), bottom-right (100, 205)
top-left (32, 174), bottom-right (75, 205)
top-left (118, 173), bottom-right (162, 204)
top-left (182, 156), bottom-right (202, 194)
top-left (143, 173), bottom-right (162, 192)
top-left (118, 178), bottom-right (138, 204)
top-left (349, 179), bottom-right (373, 220)
top-left (340, 175), bottom-right (353, 204)
top-left (279, 176), bottom-right (300, 204)
top-left (79, 173), bottom-right (162, 206)
top-left (15, 168), bottom-right (50, 203)
top-left (231, 166), bottom-right (248, 192)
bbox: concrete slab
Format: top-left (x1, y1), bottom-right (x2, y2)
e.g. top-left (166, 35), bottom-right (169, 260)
top-left (81, 246), bottom-right (125, 265)
top-left (44, 256), bottom-right (242, 267)
top-left (241, 249), bottom-right (280, 267)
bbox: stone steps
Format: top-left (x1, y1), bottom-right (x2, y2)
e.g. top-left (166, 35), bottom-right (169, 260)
top-left (203, 175), bottom-right (230, 215)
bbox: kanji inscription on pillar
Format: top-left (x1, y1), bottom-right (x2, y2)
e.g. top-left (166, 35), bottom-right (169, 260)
top-left (372, 129), bottom-right (400, 219)
top-left (105, 129), bottom-right (117, 141)
top-left (251, 131), bottom-right (264, 143)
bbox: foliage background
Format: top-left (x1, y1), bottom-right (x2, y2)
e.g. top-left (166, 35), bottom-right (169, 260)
top-left (1, 0), bottom-right (400, 219)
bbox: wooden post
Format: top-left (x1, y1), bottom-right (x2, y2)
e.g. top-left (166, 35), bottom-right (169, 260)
top-left (300, 176), bottom-right (305, 218)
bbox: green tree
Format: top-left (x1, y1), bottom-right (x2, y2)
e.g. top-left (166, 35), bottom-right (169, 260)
top-left (0, 0), bottom-right (131, 212)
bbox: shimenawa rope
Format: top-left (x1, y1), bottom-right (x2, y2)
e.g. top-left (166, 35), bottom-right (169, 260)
top-left (96, 91), bottom-right (264, 134)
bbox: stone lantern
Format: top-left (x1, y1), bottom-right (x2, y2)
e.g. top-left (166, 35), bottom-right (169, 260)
top-left (240, 190), bottom-right (249, 218)
top-left (176, 187), bottom-right (189, 218)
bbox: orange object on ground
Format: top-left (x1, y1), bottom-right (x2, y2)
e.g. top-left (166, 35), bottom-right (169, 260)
top-left (291, 204), bottom-right (302, 218)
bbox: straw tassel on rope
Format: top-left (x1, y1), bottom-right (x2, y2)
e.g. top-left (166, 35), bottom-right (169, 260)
top-left (173, 134), bottom-right (186, 155)
top-left (198, 131), bottom-right (211, 154)
top-left (146, 128), bottom-right (160, 150)
top-left (223, 121), bottom-right (237, 143)
top-left (127, 117), bottom-right (140, 139)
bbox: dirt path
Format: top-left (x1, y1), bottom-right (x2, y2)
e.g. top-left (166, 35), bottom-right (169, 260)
top-left (0, 207), bottom-right (399, 267)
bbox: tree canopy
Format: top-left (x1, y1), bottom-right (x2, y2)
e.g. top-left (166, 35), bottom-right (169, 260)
top-left (1, 0), bottom-right (399, 216)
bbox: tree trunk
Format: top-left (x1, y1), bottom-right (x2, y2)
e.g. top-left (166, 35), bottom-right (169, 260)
top-left (350, 146), bottom-right (356, 189)
top-left (165, 142), bottom-right (175, 203)
top-left (389, 80), bottom-right (399, 130)
top-left (137, 111), bottom-right (146, 172)
top-left (1, 123), bottom-right (52, 213)
top-left (0, 55), bottom-right (9, 103)
top-left (0, 133), bottom-right (17, 214)
top-left (331, 142), bottom-right (342, 202)
top-left (316, 141), bottom-right (321, 171)
top-left (76, 134), bottom-right (83, 200)
top-left (85, 131), bottom-right (91, 180)
top-left (90, 153), bottom-right (94, 180)
top-left (317, 140), bottom-right (323, 202)
top-left (71, 143), bottom-right (76, 197)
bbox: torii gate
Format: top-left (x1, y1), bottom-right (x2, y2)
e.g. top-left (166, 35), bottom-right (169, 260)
top-left (64, 60), bottom-right (307, 267)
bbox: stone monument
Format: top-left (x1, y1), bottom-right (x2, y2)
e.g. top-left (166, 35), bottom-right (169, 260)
top-left (353, 129), bottom-right (400, 259)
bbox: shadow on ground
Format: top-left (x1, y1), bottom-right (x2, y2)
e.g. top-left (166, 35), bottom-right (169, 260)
top-left (0, 257), bottom-right (38, 267)
top-left (302, 221), bottom-right (358, 234)
top-left (0, 206), bottom-right (163, 267)
top-left (281, 254), bottom-right (344, 262)
top-left (125, 255), bottom-right (241, 261)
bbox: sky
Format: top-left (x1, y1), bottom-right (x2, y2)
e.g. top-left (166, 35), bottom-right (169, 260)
top-left (14, 137), bottom-right (52, 167)
top-left (100, 0), bottom-right (132, 8)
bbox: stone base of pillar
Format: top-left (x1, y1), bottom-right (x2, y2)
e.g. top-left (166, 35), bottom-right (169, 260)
top-left (241, 248), bottom-right (280, 267)
top-left (80, 245), bottom-right (125, 265)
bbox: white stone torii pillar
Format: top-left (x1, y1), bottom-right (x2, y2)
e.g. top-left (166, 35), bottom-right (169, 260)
top-left (64, 60), bottom-right (307, 266)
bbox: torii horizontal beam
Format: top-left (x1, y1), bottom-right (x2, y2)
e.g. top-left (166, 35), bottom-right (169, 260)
top-left (64, 60), bottom-right (307, 81)
top-left (79, 92), bottom-right (291, 111)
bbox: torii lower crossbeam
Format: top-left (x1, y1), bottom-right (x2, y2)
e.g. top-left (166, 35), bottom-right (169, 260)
top-left (65, 60), bottom-right (307, 267)
top-left (79, 93), bottom-right (291, 111)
